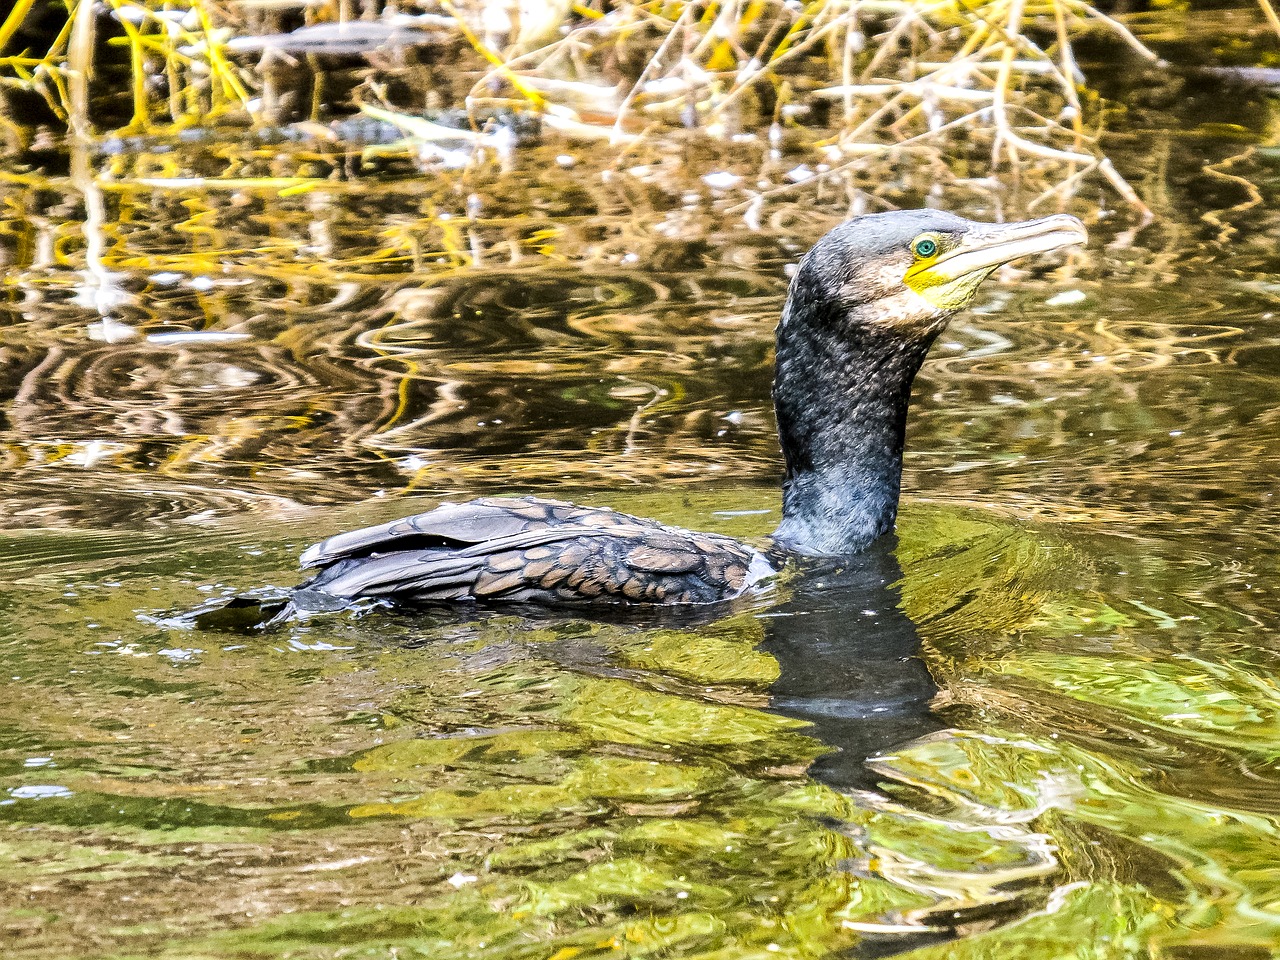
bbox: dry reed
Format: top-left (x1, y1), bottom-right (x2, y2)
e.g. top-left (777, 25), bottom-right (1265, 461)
top-left (0, 0), bottom-right (1186, 214)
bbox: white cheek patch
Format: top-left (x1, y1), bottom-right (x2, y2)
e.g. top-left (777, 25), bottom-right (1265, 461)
top-left (838, 260), bottom-right (918, 306)
top-left (874, 289), bottom-right (948, 327)
top-left (839, 284), bottom-right (946, 330)
top-left (833, 261), bottom-right (954, 328)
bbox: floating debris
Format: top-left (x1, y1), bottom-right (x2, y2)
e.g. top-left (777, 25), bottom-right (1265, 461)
top-left (226, 16), bottom-right (452, 55)
top-left (146, 332), bottom-right (254, 345)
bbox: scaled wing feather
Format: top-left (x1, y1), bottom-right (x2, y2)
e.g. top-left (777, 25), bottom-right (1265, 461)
top-left (298, 497), bottom-right (773, 606)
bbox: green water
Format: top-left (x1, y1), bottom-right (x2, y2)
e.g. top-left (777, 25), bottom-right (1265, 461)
top-left (5, 61), bottom-right (1280, 960)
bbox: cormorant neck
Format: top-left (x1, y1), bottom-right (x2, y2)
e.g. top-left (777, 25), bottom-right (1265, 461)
top-left (771, 291), bottom-right (944, 556)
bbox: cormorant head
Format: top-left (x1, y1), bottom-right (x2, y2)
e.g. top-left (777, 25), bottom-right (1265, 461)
top-left (788, 209), bottom-right (1087, 338)
top-left (772, 209), bottom-right (1087, 556)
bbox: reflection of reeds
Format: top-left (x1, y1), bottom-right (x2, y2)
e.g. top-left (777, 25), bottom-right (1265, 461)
top-left (0, 154), bottom-right (1259, 521)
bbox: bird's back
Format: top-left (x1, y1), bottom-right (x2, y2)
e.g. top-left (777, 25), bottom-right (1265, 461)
top-left (300, 497), bottom-right (774, 607)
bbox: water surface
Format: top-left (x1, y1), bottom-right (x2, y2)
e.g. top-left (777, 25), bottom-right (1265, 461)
top-left (3, 100), bottom-right (1280, 958)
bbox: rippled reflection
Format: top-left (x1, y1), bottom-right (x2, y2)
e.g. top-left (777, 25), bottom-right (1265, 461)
top-left (4, 134), bottom-right (1280, 958)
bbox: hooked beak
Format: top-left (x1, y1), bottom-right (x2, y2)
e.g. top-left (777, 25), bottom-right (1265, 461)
top-left (927, 214), bottom-right (1087, 283)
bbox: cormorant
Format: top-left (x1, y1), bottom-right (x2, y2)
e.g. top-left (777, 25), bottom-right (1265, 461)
top-left (292, 210), bottom-right (1086, 610)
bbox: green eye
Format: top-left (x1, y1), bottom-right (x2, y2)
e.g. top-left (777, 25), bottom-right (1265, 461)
top-left (913, 237), bottom-right (938, 258)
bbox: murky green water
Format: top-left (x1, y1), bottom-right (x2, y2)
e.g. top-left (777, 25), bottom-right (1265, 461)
top-left (5, 71), bottom-right (1280, 959)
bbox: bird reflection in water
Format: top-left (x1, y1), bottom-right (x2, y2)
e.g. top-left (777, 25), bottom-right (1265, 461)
top-left (760, 537), bottom-right (941, 792)
top-left (761, 546), bottom-right (955, 959)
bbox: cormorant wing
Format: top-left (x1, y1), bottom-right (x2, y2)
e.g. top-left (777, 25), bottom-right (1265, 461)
top-left (297, 497), bottom-right (773, 606)
top-left (299, 497), bottom-right (575, 568)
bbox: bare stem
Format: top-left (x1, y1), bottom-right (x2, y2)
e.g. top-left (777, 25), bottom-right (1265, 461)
top-left (67, 0), bottom-right (96, 141)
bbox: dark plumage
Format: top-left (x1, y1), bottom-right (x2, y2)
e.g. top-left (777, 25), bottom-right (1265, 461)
top-left (299, 497), bottom-right (769, 606)
top-left (289, 210), bottom-right (1086, 611)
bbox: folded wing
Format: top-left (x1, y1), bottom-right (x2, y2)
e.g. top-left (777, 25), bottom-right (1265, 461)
top-left (299, 497), bottom-right (773, 606)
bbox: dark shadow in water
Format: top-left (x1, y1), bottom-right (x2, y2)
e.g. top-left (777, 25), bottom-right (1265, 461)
top-left (760, 537), bottom-right (953, 958)
top-left (759, 537), bottom-right (943, 792)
